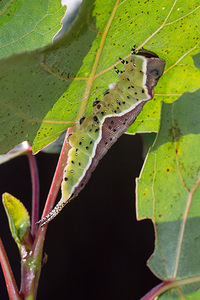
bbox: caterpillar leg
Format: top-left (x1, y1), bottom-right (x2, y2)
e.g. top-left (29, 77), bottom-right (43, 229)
top-left (131, 45), bottom-right (136, 55)
top-left (36, 195), bottom-right (74, 227)
top-left (114, 66), bottom-right (124, 74)
top-left (119, 57), bottom-right (128, 64)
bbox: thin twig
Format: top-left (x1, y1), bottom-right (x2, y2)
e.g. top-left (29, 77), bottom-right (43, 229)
top-left (0, 238), bottom-right (21, 300)
top-left (27, 145), bottom-right (40, 239)
top-left (140, 275), bottom-right (200, 299)
top-left (32, 130), bottom-right (71, 257)
top-left (140, 281), bottom-right (170, 300)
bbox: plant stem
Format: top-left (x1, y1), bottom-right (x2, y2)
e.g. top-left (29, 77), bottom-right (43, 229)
top-left (33, 130), bottom-right (71, 255)
top-left (20, 254), bottom-right (41, 300)
top-left (19, 131), bottom-right (71, 299)
top-left (42, 129), bottom-right (71, 220)
top-left (140, 275), bottom-right (200, 299)
top-left (27, 145), bottom-right (40, 239)
top-left (140, 282), bottom-right (167, 300)
top-left (0, 238), bottom-right (21, 300)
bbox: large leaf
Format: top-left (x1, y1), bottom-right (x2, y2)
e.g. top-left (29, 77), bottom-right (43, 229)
top-left (0, 0), bottom-right (66, 59)
top-left (0, 0), bottom-right (199, 155)
top-left (137, 85), bottom-right (200, 298)
top-left (0, 0), bottom-right (96, 154)
top-left (34, 0), bottom-right (200, 153)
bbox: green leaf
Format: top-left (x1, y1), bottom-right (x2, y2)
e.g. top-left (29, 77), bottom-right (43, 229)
top-left (2, 193), bottom-right (31, 250)
top-left (33, 0), bottom-right (200, 151)
top-left (0, 0), bottom-right (97, 154)
top-left (193, 52), bottom-right (200, 69)
top-left (0, 141), bottom-right (29, 164)
top-left (0, 0), bottom-right (66, 59)
top-left (0, 0), bottom-right (199, 154)
top-left (137, 88), bottom-right (200, 297)
top-left (158, 287), bottom-right (200, 300)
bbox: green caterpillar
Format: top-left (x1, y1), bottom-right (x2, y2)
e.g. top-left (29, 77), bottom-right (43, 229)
top-left (39, 47), bottom-right (166, 226)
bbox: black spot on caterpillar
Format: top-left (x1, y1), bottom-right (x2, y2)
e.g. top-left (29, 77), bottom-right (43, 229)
top-left (38, 47), bottom-right (166, 226)
top-left (79, 116), bottom-right (85, 125)
top-left (93, 98), bottom-right (100, 107)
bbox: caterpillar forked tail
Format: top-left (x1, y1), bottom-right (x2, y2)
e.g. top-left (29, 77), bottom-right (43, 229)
top-left (36, 195), bottom-right (75, 227)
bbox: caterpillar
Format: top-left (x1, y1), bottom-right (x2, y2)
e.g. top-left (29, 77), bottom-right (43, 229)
top-left (39, 47), bottom-right (166, 226)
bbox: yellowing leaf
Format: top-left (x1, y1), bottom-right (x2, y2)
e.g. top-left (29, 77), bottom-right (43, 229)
top-left (2, 193), bottom-right (30, 250)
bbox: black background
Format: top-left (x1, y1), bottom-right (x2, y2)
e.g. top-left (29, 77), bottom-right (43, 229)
top-left (0, 134), bottom-right (161, 299)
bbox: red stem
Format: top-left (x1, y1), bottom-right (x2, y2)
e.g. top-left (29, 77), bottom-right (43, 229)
top-left (0, 238), bottom-right (21, 300)
top-left (27, 146), bottom-right (40, 239)
top-left (33, 130), bottom-right (71, 257)
top-left (19, 131), bottom-right (71, 299)
top-left (140, 280), bottom-right (173, 300)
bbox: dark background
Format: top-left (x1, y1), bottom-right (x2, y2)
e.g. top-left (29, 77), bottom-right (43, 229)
top-left (0, 134), bottom-right (160, 299)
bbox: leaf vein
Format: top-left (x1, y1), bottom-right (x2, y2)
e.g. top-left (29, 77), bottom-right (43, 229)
top-left (77, 0), bottom-right (120, 120)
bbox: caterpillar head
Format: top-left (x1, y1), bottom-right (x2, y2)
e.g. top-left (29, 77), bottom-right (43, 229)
top-left (136, 49), bottom-right (166, 97)
top-left (136, 48), bottom-right (166, 79)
